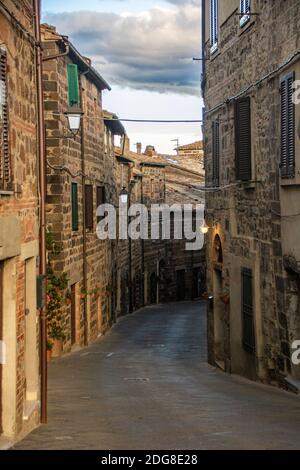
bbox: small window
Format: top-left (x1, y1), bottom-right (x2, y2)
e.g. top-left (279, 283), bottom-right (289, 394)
top-left (242, 268), bottom-right (255, 354)
top-left (210, 0), bottom-right (218, 54)
top-left (0, 48), bottom-right (11, 190)
top-left (85, 184), bottom-right (93, 230)
top-left (212, 121), bottom-right (220, 187)
top-left (235, 96), bottom-right (251, 181)
top-left (280, 72), bottom-right (295, 178)
top-left (240, 0), bottom-right (251, 27)
top-left (68, 64), bottom-right (79, 107)
top-left (71, 183), bottom-right (79, 231)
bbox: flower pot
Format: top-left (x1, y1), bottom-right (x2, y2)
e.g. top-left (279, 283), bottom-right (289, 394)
top-left (51, 339), bottom-right (63, 358)
top-left (47, 349), bottom-right (52, 362)
top-left (220, 294), bottom-right (230, 305)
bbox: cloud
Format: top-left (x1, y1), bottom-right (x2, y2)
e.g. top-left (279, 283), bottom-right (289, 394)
top-left (44, 2), bottom-right (201, 95)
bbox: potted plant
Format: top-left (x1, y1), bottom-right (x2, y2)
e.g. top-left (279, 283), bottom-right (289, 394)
top-left (219, 290), bottom-right (230, 305)
top-left (46, 228), bottom-right (68, 358)
top-left (65, 289), bottom-right (72, 306)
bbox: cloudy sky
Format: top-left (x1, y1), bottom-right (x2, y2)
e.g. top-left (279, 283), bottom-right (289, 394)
top-left (42, 0), bottom-right (202, 154)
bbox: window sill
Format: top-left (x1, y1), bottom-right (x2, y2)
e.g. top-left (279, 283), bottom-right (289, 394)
top-left (280, 177), bottom-right (300, 187)
top-left (239, 180), bottom-right (256, 190)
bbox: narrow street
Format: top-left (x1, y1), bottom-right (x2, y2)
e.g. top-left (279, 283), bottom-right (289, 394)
top-left (15, 302), bottom-right (300, 450)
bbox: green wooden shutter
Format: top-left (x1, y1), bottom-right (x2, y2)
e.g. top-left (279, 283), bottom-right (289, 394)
top-left (235, 97), bottom-right (252, 181)
top-left (68, 64), bottom-right (79, 107)
top-left (280, 72), bottom-right (295, 178)
top-left (71, 183), bottom-right (79, 231)
top-left (242, 268), bottom-right (255, 354)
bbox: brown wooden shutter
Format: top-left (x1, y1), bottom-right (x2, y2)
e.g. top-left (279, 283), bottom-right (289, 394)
top-left (96, 186), bottom-right (105, 223)
top-left (212, 121), bottom-right (220, 187)
top-left (85, 184), bottom-right (93, 230)
top-left (235, 97), bottom-right (251, 181)
top-left (0, 49), bottom-right (11, 190)
top-left (280, 72), bottom-right (295, 178)
top-left (242, 268), bottom-right (255, 354)
top-left (96, 186), bottom-right (105, 207)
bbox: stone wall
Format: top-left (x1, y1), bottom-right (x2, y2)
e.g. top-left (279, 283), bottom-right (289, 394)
top-left (204, 0), bottom-right (300, 383)
top-left (0, 0), bottom-right (40, 440)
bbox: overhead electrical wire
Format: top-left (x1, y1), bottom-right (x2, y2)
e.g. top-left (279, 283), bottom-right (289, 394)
top-left (45, 112), bottom-right (203, 124)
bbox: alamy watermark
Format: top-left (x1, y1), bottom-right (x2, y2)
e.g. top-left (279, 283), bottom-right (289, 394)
top-left (96, 201), bottom-right (205, 251)
top-left (292, 340), bottom-right (300, 366)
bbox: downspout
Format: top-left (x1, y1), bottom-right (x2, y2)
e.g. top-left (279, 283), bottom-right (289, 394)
top-left (128, 164), bottom-right (133, 313)
top-left (141, 176), bottom-right (145, 307)
top-left (201, 0), bottom-right (206, 95)
top-left (33, 0), bottom-right (47, 424)
top-left (79, 73), bottom-right (89, 346)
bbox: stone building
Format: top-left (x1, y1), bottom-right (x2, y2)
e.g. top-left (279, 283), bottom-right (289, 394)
top-left (42, 24), bottom-right (114, 352)
top-left (174, 141), bottom-right (205, 176)
top-left (115, 139), bottom-right (206, 307)
top-left (0, 0), bottom-right (42, 444)
top-left (203, 0), bottom-right (300, 387)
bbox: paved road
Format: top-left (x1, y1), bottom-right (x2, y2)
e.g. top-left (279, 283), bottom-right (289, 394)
top-left (15, 302), bottom-right (300, 450)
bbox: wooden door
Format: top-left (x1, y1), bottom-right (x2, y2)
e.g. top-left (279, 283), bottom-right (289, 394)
top-left (176, 270), bottom-right (186, 301)
top-left (71, 284), bottom-right (76, 346)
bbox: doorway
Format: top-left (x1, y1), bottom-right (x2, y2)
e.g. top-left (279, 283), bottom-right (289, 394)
top-left (213, 267), bottom-right (225, 365)
top-left (24, 258), bottom-right (38, 405)
top-left (71, 284), bottom-right (77, 346)
top-left (150, 273), bottom-right (157, 304)
top-left (176, 270), bottom-right (186, 301)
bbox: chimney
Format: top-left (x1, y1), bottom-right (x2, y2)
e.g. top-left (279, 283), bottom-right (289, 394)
top-left (136, 143), bottom-right (142, 154)
top-left (122, 135), bottom-right (130, 155)
top-left (144, 145), bottom-right (156, 157)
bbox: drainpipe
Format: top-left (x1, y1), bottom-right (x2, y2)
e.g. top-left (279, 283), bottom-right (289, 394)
top-left (128, 164), bottom-right (133, 313)
top-left (33, 0), bottom-right (47, 424)
top-left (201, 0), bottom-right (206, 95)
top-left (79, 74), bottom-right (89, 346)
top-left (140, 176), bottom-right (145, 307)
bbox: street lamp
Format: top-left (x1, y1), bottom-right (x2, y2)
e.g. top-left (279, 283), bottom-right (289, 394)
top-left (200, 221), bottom-right (210, 235)
top-left (120, 187), bottom-right (129, 204)
top-left (64, 108), bottom-right (84, 136)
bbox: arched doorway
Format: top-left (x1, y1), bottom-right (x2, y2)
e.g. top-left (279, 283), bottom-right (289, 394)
top-left (212, 234), bottom-right (226, 368)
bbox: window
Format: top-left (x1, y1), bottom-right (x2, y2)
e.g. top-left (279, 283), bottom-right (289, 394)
top-left (280, 72), bottom-right (295, 178)
top-left (240, 0), bottom-right (251, 27)
top-left (68, 64), bottom-right (79, 107)
top-left (235, 96), bottom-right (251, 181)
top-left (242, 268), bottom-right (255, 354)
top-left (85, 184), bottom-right (93, 230)
top-left (96, 186), bottom-right (105, 223)
top-left (71, 183), bottom-right (79, 231)
top-left (212, 121), bottom-right (220, 187)
top-left (210, 0), bottom-right (218, 54)
top-left (0, 48), bottom-right (11, 191)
